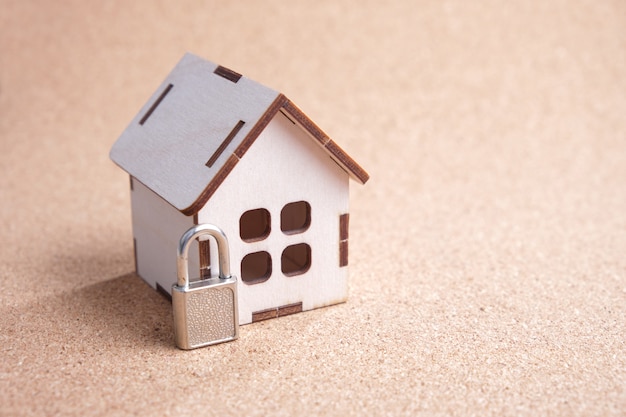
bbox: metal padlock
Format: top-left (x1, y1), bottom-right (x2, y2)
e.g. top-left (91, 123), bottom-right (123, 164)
top-left (172, 223), bottom-right (239, 349)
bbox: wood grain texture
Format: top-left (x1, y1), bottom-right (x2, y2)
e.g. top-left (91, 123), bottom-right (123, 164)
top-left (324, 140), bottom-right (370, 184)
top-left (282, 99), bottom-right (370, 184)
top-left (281, 99), bottom-right (329, 146)
top-left (277, 302), bottom-right (303, 317)
top-left (252, 302), bottom-right (303, 322)
top-left (251, 308), bottom-right (278, 322)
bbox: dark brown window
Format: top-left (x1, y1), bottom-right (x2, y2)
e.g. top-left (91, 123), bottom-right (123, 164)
top-left (281, 243), bottom-right (311, 276)
top-left (241, 251), bottom-right (272, 284)
top-left (280, 201), bottom-right (311, 234)
top-left (240, 208), bottom-right (271, 242)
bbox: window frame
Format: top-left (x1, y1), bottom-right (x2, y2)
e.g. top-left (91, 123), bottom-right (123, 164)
top-left (281, 243), bottom-right (312, 277)
top-left (239, 208), bottom-right (271, 242)
top-left (280, 201), bottom-right (311, 235)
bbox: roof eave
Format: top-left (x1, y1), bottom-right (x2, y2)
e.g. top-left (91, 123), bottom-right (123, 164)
top-left (280, 99), bottom-right (370, 185)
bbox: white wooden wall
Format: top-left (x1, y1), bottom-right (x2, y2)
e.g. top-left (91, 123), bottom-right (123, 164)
top-left (130, 179), bottom-right (196, 292)
top-left (197, 112), bottom-right (350, 324)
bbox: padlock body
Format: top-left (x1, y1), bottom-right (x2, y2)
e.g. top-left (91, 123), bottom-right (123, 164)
top-left (172, 276), bottom-right (239, 350)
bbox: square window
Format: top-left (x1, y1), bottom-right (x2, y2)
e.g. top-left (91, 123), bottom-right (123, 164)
top-left (280, 201), bottom-right (311, 235)
top-left (281, 243), bottom-right (311, 276)
top-left (241, 251), bottom-right (272, 284)
top-left (240, 208), bottom-right (271, 242)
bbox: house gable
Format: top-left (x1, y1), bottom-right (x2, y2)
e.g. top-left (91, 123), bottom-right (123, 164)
top-left (196, 111), bottom-right (351, 323)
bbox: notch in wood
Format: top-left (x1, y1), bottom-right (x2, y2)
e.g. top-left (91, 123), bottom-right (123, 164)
top-left (206, 120), bottom-right (246, 168)
top-left (139, 84), bottom-right (173, 125)
top-left (214, 66), bottom-right (242, 83)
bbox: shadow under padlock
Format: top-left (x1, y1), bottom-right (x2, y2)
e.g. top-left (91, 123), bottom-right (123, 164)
top-left (172, 224), bottom-right (239, 349)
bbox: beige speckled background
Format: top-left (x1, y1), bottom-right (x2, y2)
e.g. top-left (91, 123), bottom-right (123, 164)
top-left (1, 1), bottom-right (625, 415)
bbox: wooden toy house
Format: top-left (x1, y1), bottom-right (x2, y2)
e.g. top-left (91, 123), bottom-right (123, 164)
top-left (110, 53), bottom-right (369, 325)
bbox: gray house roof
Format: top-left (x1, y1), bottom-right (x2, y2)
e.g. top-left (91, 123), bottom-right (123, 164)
top-left (110, 53), bottom-right (368, 216)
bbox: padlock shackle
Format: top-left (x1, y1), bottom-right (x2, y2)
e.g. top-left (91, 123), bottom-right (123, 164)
top-left (177, 224), bottom-right (231, 288)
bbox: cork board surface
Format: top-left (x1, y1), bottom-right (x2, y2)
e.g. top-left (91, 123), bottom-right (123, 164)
top-left (1, 1), bottom-right (624, 416)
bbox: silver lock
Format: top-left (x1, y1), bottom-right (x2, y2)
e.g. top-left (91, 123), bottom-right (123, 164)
top-left (172, 223), bottom-right (239, 349)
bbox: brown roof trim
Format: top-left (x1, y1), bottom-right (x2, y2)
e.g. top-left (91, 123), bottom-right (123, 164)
top-left (281, 100), bottom-right (328, 146)
top-left (324, 139), bottom-right (370, 184)
top-left (234, 94), bottom-right (288, 158)
top-left (181, 94), bottom-right (288, 216)
top-left (181, 154), bottom-right (239, 216)
top-left (282, 99), bottom-right (369, 184)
